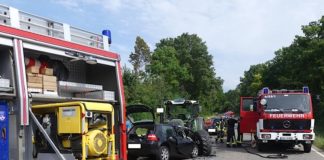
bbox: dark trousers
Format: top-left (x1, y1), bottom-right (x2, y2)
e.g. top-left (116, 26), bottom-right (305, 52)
top-left (216, 130), bottom-right (224, 142)
top-left (226, 129), bottom-right (236, 145)
top-left (237, 133), bottom-right (243, 146)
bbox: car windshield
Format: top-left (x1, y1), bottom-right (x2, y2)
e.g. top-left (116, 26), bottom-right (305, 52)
top-left (264, 94), bottom-right (311, 113)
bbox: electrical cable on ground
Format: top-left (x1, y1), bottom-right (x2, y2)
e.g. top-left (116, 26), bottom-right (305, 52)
top-left (241, 143), bottom-right (288, 159)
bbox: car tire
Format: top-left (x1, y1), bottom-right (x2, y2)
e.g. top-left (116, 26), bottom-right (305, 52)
top-left (303, 143), bottom-right (312, 153)
top-left (156, 146), bottom-right (170, 160)
top-left (195, 130), bottom-right (212, 156)
top-left (191, 144), bottom-right (199, 158)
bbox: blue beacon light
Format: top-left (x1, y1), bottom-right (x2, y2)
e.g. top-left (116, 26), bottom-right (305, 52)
top-left (263, 87), bottom-right (269, 94)
top-left (303, 86), bottom-right (309, 93)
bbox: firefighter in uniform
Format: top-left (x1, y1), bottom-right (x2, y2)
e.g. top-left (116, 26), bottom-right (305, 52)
top-left (236, 118), bottom-right (243, 147)
top-left (226, 113), bottom-right (237, 147)
top-left (215, 117), bottom-right (225, 143)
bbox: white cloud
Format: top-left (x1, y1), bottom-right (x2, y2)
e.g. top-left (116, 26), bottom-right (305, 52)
top-left (54, 0), bottom-right (324, 91)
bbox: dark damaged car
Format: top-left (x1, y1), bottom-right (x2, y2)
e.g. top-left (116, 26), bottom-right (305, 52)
top-left (127, 104), bottom-right (198, 160)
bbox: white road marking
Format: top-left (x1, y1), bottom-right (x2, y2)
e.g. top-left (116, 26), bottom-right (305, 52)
top-left (312, 147), bottom-right (324, 158)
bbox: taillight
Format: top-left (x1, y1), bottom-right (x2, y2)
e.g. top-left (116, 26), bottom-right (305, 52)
top-left (147, 134), bottom-right (159, 141)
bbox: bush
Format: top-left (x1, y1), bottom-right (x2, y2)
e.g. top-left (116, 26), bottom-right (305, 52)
top-left (315, 135), bottom-right (324, 150)
top-left (315, 118), bottom-right (324, 150)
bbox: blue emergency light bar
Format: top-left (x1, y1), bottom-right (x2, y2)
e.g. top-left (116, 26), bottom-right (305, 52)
top-left (303, 86), bottom-right (309, 93)
top-left (102, 30), bottom-right (112, 44)
top-left (262, 87), bottom-right (269, 94)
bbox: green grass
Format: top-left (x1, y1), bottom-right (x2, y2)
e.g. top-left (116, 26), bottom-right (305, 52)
top-left (315, 118), bottom-right (324, 150)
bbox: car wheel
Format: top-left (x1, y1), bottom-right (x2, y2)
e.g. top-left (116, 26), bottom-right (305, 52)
top-left (157, 146), bottom-right (170, 160)
top-left (127, 155), bottom-right (138, 160)
top-left (191, 144), bottom-right (199, 158)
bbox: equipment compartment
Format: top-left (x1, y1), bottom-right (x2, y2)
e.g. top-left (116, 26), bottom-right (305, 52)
top-left (24, 48), bottom-right (117, 102)
top-left (0, 47), bottom-right (16, 96)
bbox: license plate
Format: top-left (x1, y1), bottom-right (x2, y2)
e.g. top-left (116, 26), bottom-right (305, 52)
top-left (280, 137), bottom-right (293, 140)
top-left (208, 129), bottom-right (216, 132)
top-left (128, 144), bottom-right (141, 149)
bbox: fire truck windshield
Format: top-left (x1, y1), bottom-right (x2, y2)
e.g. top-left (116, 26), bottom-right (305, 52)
top-left (263, 94), bottom-right (311, 113)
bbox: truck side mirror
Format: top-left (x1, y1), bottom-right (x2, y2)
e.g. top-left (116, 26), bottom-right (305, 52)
top-left (253, 97), bottom-right (258, 111)
top-left (260, 98), bottom-right (267, 109)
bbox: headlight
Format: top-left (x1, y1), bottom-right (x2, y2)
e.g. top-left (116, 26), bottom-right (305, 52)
top-left (303, 134), bottom-right (313, 140)
top-left (261, 134), bottom-right (271, 139)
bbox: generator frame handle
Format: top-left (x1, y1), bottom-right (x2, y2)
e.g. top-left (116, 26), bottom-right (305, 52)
top-left (29, 107), bottom-right (66, 160)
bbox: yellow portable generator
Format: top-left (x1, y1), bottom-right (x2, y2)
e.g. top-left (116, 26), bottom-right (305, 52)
top-left (32, 101), bottom-right (115, 160)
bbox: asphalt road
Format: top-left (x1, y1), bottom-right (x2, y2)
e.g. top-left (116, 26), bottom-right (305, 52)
top-left (187, 134), bottom-right (324, 160)
top-left (135, 134), bottom-right (324, 160)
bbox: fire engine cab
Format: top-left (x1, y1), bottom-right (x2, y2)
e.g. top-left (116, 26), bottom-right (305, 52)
top-left (240, 87), bottom-right (315, 153)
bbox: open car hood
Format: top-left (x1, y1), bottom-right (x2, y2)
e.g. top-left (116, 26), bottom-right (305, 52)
top-left (126, 104), bottom-right (155, 123)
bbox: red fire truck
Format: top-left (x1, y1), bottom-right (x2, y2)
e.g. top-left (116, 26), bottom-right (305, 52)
top-left (0, 4), bottom-right (127, 160)
top-left (240, 87), bottom-right (315, 152)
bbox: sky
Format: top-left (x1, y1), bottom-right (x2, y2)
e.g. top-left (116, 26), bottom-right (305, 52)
top-left (1, 0), bottom-right (324, 91)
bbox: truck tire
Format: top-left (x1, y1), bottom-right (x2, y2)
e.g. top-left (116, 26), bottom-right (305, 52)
top-left (257, 141), bottom-right (265, 152)
top-left (195, 130), bottom-right (212, 156)
top-left (303, 143), bottom-right (312, 153)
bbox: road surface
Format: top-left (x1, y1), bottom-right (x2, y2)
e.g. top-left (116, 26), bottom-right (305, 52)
top-left (187, 134), bottom-right (324, 160)
top-left (135, 134), bottom-right (324, 160)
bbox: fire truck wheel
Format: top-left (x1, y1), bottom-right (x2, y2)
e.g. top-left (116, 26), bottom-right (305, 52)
top-left (256, 142), bottom-right (265, 152)
top-left (303, 143), bottom-right (312, 153)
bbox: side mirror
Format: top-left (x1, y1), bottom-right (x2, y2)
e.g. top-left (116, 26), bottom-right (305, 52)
top-left (260, 98), bottom-right (267, 109)
top-left (260, 99), bottom-right (267, 106)
top-left (253, 97), bottom-right (258, 111)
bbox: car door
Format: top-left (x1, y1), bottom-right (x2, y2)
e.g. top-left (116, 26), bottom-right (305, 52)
top-left (163, 125), bottom-right (178, 156)
top-left (240, 97), bottom-right (259, 133)
top-left (174, 127), bottom-right (194, 157)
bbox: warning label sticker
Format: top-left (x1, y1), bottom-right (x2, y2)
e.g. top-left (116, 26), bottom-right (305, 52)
top-left (0, 111), bottom-right (6, 121)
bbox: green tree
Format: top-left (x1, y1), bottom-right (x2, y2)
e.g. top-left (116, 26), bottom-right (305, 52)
top-left (129, 36), bottom-right (151, 76)
top-left (239, 64), bottom-right (266, 96)
top-left (150, 46), bottom-right (188, 93)
top-left (155, 33), bottom-right (224, 114)
top-left (221, 89), bottom-right (240, 113)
